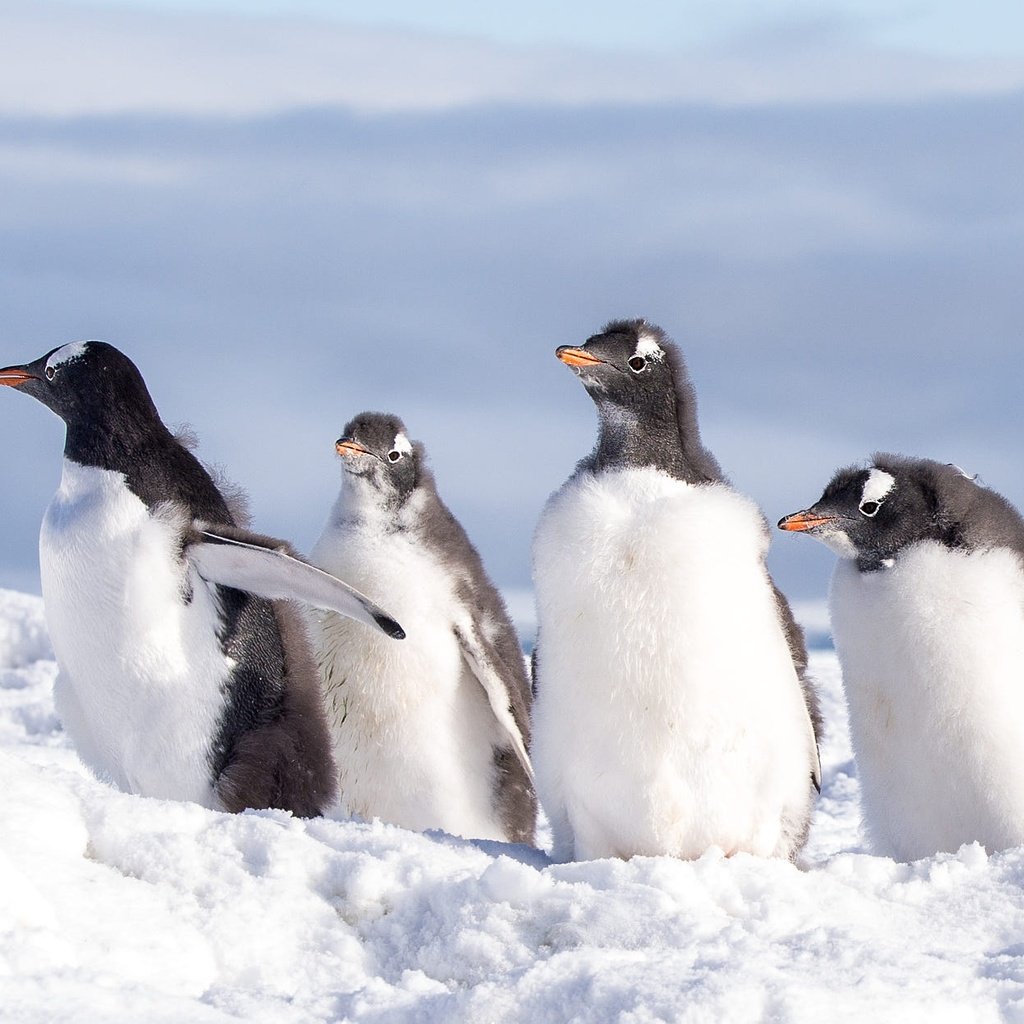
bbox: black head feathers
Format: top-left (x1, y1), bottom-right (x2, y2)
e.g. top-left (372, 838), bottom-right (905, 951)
top-left (556, 318), bottom-right (723, 484)
top-left (335, 411), bottom-right (432, 504)
top-left (780, 453), bottom-right (1024, 571)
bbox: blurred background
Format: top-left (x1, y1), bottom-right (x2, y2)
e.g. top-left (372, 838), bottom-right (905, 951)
top-left (1, 0), bottom-right (1022, 626)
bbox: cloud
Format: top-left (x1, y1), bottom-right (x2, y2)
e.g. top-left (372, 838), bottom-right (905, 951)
top-left (1, 10), bottom-right (1022, 603)
top-left (2, 1), bottom-right (1024, 118)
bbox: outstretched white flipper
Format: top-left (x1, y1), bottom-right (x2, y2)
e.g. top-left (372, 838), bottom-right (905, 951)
top-left (454, 622), bottom-right (535, 786)
top-left (190, 529), bottom-right (406, 640)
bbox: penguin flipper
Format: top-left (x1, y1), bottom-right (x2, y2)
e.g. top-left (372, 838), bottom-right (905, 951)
top-left (454, 623), bottom-right (536, 787)
top-left (769, 578), bottom-right (822, 792)
top-left (189, 530), bottom-right (406, 640)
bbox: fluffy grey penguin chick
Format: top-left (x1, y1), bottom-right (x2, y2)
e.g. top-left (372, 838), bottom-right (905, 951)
top-left (532, 319), bottom-right (821, 862)
top-left (781, 454), bottom-right (1024, 861)
top-left (309, 412), bottom-right (537, 845)
top-left (0, 341), bottom-right (404, 817)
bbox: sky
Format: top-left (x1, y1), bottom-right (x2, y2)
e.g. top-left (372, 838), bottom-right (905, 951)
top-left (42, 0), bottom-right (1024, 57)
top-left (0, 1), bottom-right (1022, 602)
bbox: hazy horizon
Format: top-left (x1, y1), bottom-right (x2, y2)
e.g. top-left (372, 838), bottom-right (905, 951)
top-left (1, 1), bottom-right (1021, 605)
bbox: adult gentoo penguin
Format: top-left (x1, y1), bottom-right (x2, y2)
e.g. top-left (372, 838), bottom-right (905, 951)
top-left (780, 454), bottom-right (1024, 861)
top-left (532, 318), bottom-right (820, 862)
top-left (308, 412), bottom-right (537, 844)
top-left (0, 341), bottom-right (404, 816)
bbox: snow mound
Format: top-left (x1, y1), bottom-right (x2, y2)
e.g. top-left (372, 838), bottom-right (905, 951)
top-left (3, 592), bottom-right (1024, 1021)
top-left (0, 589), bottom-right (51, 669)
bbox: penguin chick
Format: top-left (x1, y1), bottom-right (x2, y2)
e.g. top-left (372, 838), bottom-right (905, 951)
top-left (309, 412), bottom-right (537, 844)
top-left (532, 318), bottom-right (821, 863)
top-left (780, 454), bottom-right (1024, 860)
top-left (0, 341), bottom-right (404, 816)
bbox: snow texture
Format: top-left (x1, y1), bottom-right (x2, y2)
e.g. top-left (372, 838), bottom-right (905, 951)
top-left (4, 587), bottom-right (1024, 1022)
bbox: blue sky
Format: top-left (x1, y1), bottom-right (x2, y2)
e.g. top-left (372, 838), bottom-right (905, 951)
top-left (50, 0), bottom-right (1024, 57)
top-left (1, 1), bottom-right (1022, 605)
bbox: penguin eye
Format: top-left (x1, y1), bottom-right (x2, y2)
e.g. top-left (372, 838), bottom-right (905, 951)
top-left (45, 366), bottom-right (56, 381)
top-left (627, 356), bottom-right (647, 373)
top-left (386, 450), bottom-right (402, 463)
top-left (859, 500), bottom-right (881, 518)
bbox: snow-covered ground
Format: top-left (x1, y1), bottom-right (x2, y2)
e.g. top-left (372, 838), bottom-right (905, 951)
top-left (4, 588), bottom-right (1024, 1023)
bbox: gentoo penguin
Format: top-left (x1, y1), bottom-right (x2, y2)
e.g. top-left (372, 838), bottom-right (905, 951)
top-left (308, 412), bottom-right (537, 844)
top-left (0, 341), bottom-right (404, 816)
top-left (531, 318), bottom-right (821, 862)
top-left (780, 454), bottom-right (1024, 861)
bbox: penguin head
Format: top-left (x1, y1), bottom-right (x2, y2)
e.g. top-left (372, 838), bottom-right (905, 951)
top-left (556, 318), bottom-right (722, 483)
top-left (335, 412), bottom-right (422, 504)
top-left (557, 319), bottom-right (678, 415)
top-left (0, 341), bottom-right (159, 429)
top-left (778, 455), bottom-right (987, 571)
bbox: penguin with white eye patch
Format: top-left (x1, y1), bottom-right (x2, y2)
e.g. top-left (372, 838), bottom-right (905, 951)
top-left (532, 318), bottom-right (821, 863)
top-left (781, 454), bottom-right (1024, 861)
top-left (309, 412), bottom-right (537, 845)
top-left (0, 341), bottom-right (405, 816)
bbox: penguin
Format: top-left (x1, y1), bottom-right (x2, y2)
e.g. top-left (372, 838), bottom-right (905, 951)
top-left (0, 341), bottom-right (404, 817)
top-left (308, 412), bottom-right (537, 845)
top-left (779, 454), bottom-right (1024, 861)
top-left (531, 318), bottom-right (821, 863)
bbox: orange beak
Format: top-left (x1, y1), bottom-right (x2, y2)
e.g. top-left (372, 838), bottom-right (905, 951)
top-left (0, 367), bottom-right (36, 388)
top-left (335, 438), bottom-right (371, 458)
top-left (556, 346), bottom-right (604, 368)
top-left (778, 510), bottom-right (836, 532)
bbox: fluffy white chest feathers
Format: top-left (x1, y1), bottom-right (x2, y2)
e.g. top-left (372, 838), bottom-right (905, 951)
top-left (309, 499), bottom-right (508, 841)
top-left (40, 459), bottom-right (229, 805)
top-left (532, 466), bottom-right (816, 862)
top-left (830, 542), bottom-right (1024, 860)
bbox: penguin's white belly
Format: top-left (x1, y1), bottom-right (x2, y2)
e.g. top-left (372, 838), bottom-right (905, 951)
top-left (830, 543), bottom-right (1024, 861)
top-left (310, 525), bottom-right (508, 841)
top-left (40, 460), bottom-right (231, 806)
top-left (532, 467), bottom-right (815, 862)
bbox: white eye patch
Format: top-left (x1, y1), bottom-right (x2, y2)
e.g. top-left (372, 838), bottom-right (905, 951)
top-left (633, 333), bottom-right (665, 362)
top-left (391, 432), bottom-right (413, 456)
top-left (45, 341), bottom-right (90, 373)
top-left (861, 469), bottom-right (895, 507)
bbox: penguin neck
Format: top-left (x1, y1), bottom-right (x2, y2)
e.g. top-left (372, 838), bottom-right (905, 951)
top-left (592, 399), bottom-right (711, 483)
top-left (856, 553), bottom-right (895, 574)
top-left (64, 411), bottom-right (175, 478)
top-left (339, 473), bottom-right (411, 529)
top-left (62, 414), bottom-right (233, 522)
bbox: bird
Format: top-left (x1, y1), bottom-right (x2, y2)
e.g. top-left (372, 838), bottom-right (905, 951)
top-left (0, 340), bottom-right (405, 817)
top-left (780, 453), bottom-right (1024, 861)
top-left (531, 318), bottom-right (821, 863)
top-left (308, 411), bottom-right (537, 845)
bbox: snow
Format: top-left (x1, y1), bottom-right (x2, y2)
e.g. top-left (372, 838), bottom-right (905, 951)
top-left (4, 588), bottom-right (1024, 1021)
